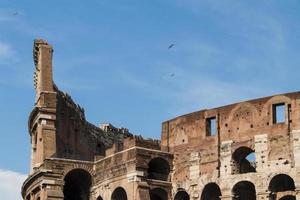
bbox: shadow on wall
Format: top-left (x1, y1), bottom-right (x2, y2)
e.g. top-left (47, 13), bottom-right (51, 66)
top-left (147, 157), bottom-right (170, 181)
top-left (150, 188), bottom-right (168, 200)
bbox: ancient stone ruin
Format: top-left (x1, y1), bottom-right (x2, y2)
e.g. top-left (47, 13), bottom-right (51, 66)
top-left (22, 39), bottom-right (300, 200)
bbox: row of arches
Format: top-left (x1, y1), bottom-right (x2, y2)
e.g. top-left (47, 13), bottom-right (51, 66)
top-left (97, 187), bottom-right (169, 200)
top-left (174, 175), bottom-right (296, 200)
top-left (196, 174), bottom-right (295, 200)
top-left (63, 168), bottom-right (296, 200)
top-left (147, 147), bottom-right (256, 178)
top-left (148, 147), bottom-right (257, 177)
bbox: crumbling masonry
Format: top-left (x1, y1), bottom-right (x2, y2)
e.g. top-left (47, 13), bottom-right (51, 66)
top-left (22, 40), bottom-right (300, 200)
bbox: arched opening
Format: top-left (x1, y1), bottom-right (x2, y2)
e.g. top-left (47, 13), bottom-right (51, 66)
top-left (97, 196), bottom-right (104, 200)
top-left (232, 181), bottom-right (256, 200)
top-left (269, 174), bottom-right (295, 200)
top-left (148, 157), bottom-right (170, 181)
top-left (150, 188), bottom-right (168, 200)
top-left (111, 187), bottom-right (127, 200)
top-left (279, 195), bottom-right (296, 200)
top-left (175, 190), bottom-right (190, 200)
top-left (201, 182), bottom-right (221, 200)
top-left (63, 169), bottom-right (92, 200)
top-left (232, 147), bottom-right (256, 174)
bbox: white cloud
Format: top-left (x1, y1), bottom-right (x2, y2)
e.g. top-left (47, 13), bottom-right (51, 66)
top-left (0, 169), bottom-right (27, 200)
top-left (0, 41), bottom-right (12, 58)
top-left (0, 41), bottom-right (14, 60)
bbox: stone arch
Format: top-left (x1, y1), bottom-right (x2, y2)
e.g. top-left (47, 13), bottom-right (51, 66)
top-left (63, 168), bottom-right (92, 200)
top-left (279, 195), bottom-right (296, 200)
top-left (63, 164), bottom-right (94, 177)
top-left (227, 102), bottom-right (259, 123)
top-left (268, 174), bottom-right (295, 200)
top-left (232, 181), bottom-right (256, 200)
top-left (226, 102), bottom-right (259, 136)
top-left (111, 187), bottom-right (127, 200)
top-left (150, 188), bottom-right (168, 200)
top-left (262, 95), bottom-right (292, 114)
top-left (232, 146), bottom-right (256, 174)
top-left (148, 157), bottom-right (170, 181)
top-left (262, 95), bottom-right (292, 124)
top-left (201, 182), bottom-right (221, 200)
top-left (174, 189), bottom-right (189, 200)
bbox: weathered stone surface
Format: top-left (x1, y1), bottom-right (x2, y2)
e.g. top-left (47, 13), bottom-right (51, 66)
top-left (22, 40), bottom-right (300, 200)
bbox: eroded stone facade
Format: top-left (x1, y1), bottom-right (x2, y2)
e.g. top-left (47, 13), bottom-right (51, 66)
top-left (22, 40), bottom-right (300, 200)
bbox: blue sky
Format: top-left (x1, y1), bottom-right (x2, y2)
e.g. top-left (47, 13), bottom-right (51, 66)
top-left (1, 0), bottom-right (300, 198)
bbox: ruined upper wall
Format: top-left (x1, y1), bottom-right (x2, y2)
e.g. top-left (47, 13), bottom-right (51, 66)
top-left (161, 92), bottom-right (300, 179)
top-left (28, 39), bottom-right (133, 171)
top-left (54, 89), bottom-right (133, 161)
top-left (162, 92), bottom-right (300, 150)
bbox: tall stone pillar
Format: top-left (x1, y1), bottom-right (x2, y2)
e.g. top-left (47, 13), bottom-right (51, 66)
top-left (220, 140), bottom-right (233, 177)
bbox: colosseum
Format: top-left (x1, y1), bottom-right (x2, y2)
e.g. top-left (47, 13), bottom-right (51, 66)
top-left (21, 39), bottom-right (300, 200)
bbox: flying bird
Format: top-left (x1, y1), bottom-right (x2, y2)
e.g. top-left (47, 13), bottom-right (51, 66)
top-left (168, 44), bottom-right (175, 49)
top-left (170, 73), bottom-right (175, 77)
top-left (12, 12), bottom-right (18, 16)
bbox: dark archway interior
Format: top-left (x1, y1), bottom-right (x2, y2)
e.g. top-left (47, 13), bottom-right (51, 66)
top-left (232, 181), bottom-right (256, 200)
top-left (111, 187), bottom-right (127, 200)
top-left (279, 195), bottom-right (296, 200)
top-left (269, 174), bottom-right (295, 192)
top-left (232, 147), bottom-right (256, 174)
top-left (150, 188), bottom-right (168, 200)
top-left (201, 183), bottom-right (222, 200)
top-left (63, 169), bottom-right (92, 200)
top-left (175, 190), bottom-right (190, 200)
top-left (148, 157), bottom-right (170, 181)
top-left (97, 196), bottom-right (104, 200)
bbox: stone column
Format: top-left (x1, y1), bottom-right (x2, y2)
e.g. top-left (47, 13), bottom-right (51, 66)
top-left (254, 134), bottom-right (268, 173)
top-left (257, 192), bottom-right (270, 200)
top-left (220, 140), bottom-right (233, 177)
top-left (292, 130), bottom-right (300, 167)
top-left (220, 194), bottom-right (233, 200)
